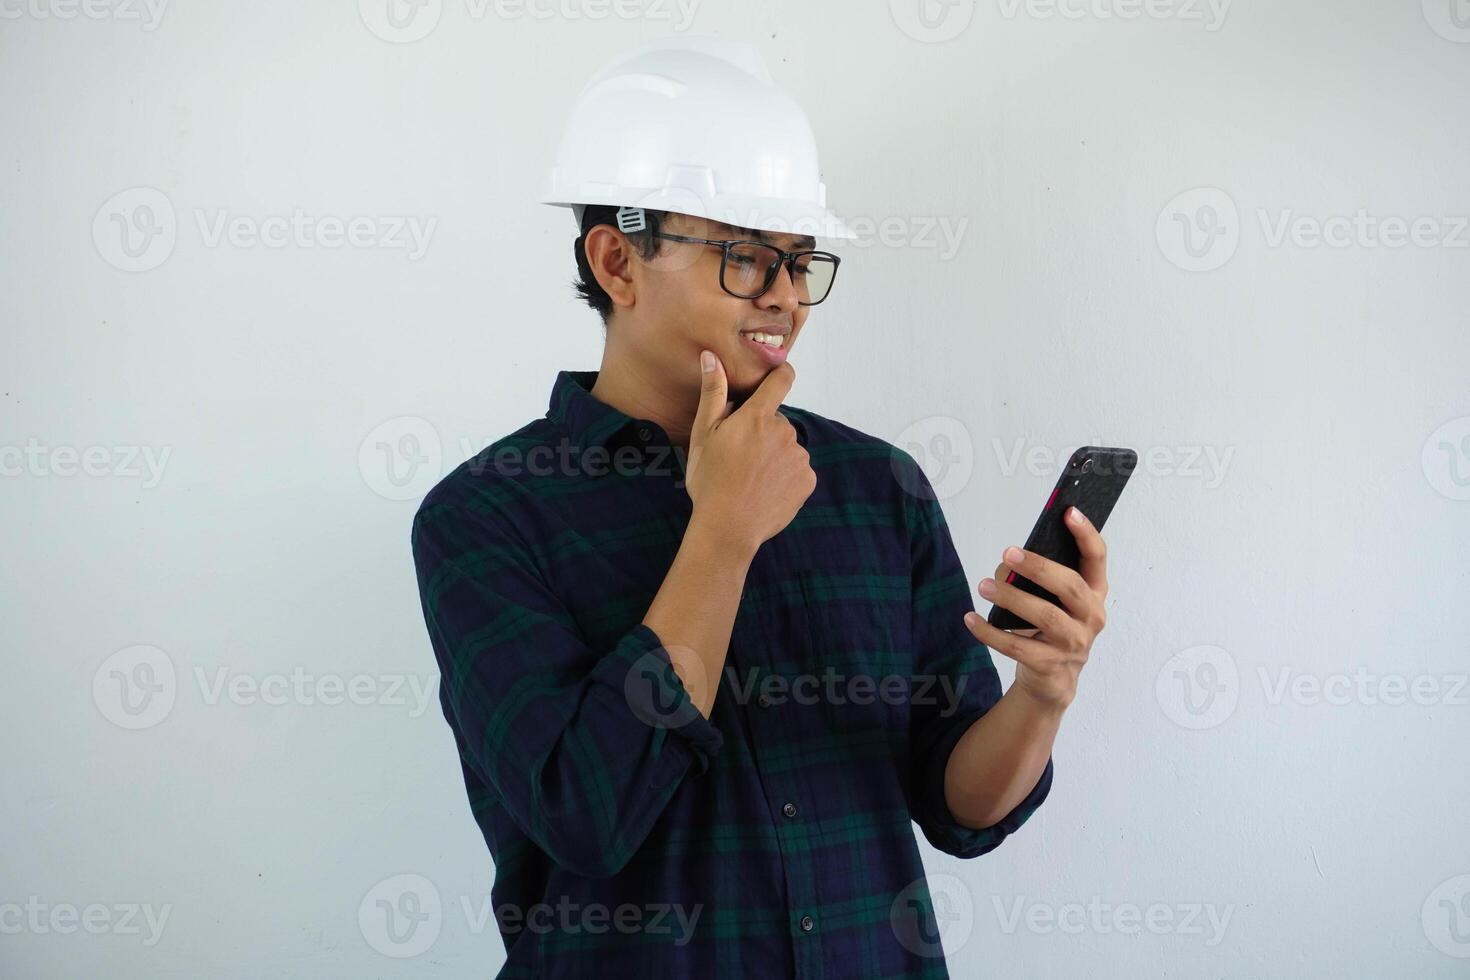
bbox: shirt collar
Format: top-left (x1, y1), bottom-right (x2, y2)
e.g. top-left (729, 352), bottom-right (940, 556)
top-left (548, 369), bottom-right (808, 453)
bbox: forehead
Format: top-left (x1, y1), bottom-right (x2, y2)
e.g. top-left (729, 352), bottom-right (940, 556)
top-left (671, 213), bottom-right (817, 251)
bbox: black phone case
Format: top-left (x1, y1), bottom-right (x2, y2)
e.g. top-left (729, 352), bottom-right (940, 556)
top-left (987, 446), bottom-right (1137, 632)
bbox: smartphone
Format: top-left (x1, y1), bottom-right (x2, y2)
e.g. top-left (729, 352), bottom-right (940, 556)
top-left (987, 446), bottom-right (1137, 632)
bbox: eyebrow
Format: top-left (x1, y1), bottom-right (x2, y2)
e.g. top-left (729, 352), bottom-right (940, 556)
top-left (718, 223), bottom-right (817, 251)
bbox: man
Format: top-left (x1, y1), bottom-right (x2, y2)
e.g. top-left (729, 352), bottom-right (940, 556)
top-left (411, 37), bottom-right (1110, 979)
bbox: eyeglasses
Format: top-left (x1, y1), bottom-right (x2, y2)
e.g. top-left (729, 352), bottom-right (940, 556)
top-left (650, 231), bottom-right (841, 306)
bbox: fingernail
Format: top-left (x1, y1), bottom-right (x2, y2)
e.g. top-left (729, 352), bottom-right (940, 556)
top-left (1068, 506), bottom-right (1082, 524)
top-left (979, 579), bottom-right (995, 597)
top-left (1004, 546), bottom-right (1024, 565)
top-left (701, 350), bottom-right (714, 373)
top-left (964, 612), bottom-right (979, 627)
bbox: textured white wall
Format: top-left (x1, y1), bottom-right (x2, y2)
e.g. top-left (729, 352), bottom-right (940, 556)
top-left (3, 2), bottom-right (1468, 977)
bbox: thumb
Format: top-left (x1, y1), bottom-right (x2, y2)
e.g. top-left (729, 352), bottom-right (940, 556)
top-left (691, 349), bottom-right (729, 446)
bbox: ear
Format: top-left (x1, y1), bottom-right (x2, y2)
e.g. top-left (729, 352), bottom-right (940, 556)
top-left (583, 224), bottom-right (637, 311)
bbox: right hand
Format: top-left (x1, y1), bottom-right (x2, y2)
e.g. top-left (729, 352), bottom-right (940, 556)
top-left (685, 351), bottom-right (816, 552)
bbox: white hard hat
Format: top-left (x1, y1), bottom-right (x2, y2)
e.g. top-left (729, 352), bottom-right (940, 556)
top-left (540, 36), bottom-right (856, 241)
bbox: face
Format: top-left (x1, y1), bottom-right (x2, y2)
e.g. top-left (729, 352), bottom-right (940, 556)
top-left (619, 213), bottom-right (819, 400)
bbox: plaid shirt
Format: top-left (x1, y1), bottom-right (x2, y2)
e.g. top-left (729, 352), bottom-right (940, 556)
top-left (410, 369), bottom-right (1053, 979)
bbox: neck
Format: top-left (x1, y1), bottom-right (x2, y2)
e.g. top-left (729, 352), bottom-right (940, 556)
top-left (587, 342), bottom-right (700, 452)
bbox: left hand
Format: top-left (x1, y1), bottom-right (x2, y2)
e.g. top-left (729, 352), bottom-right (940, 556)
top-left (963, 505), bottom-right (1109, 711)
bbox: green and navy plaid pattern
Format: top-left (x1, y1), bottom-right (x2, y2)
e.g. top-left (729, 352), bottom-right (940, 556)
top-left (411, 369), bottom-right (1053, 979)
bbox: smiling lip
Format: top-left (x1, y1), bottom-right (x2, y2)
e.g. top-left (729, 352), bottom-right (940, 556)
top-left (739, 328), bottom-right (789, 366)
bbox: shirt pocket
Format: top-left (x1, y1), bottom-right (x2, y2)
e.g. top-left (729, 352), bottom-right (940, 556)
top-left (795, 568), bottom-right (913, 736)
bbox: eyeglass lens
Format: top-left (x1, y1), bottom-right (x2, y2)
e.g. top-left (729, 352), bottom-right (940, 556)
top-left (723, 241), bottom-right (837, 305)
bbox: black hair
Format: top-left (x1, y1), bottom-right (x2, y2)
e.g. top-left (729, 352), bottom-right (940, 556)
top-left (571, 204), bottom-right (668, 328)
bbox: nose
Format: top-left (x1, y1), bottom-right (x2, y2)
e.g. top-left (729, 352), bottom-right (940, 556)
top-left (757, 259), bottom-right (801, 313)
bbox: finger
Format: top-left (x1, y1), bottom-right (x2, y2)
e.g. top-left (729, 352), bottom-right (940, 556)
top-left (997, 546), bottom-right (1094, 621)
top-left (691, 350), bottom-right (731, 444)
top-left (988, 567), bottom-right (1039, 636)
top-left (963, 611), bottom-right (1051, 668)
top-left (1065, 506), bottom-right (1109, 596)
top-left (981, 571), bottom-right (1077, 638)
top-left (737, 361), bottom-right (795, 418)
top-left (991, 564), bottom-right (1041, 636)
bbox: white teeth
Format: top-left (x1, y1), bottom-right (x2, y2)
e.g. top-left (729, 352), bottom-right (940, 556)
top-left (746, 331), bottom-right (785, 349)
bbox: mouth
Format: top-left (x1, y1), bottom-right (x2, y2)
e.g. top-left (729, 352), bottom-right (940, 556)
top-left (738, 327), bottom-right (790, 366)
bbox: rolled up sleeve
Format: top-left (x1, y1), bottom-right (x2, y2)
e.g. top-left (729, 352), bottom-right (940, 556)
top-left (411, 499), bottom-right (724, 879)
top-left (897, 449), bottom-right (1053, 859)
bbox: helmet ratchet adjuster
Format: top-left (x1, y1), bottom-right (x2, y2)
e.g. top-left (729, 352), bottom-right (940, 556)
top-left (615, 206), bottom-right (648, 234)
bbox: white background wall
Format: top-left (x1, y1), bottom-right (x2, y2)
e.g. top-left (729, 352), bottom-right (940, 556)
top-left (4, 2), bottom-right (1468, 977)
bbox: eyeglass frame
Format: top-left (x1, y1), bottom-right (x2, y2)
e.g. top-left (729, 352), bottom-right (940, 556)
top-left (647, 230), bottom-right (842, 306)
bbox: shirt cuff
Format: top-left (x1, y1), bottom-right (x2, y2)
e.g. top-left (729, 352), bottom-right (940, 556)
top-left (613, 622), bottom-right (726, 781)
top-left (916, 708), bottom-right (1054, 859)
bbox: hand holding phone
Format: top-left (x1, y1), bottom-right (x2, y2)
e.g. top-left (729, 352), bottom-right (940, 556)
top-left (986, 446), bottom-right (1136, 632)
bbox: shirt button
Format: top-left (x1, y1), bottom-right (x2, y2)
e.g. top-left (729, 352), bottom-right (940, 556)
top-left (757, 694), bottom-right (773, 709)
top-left (782, 802), bottom-right (797, 818)
top-left (800, 915), bottom-right (814, 933)
top-left (637, 426), bottom-right (652, 441)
